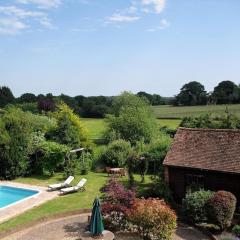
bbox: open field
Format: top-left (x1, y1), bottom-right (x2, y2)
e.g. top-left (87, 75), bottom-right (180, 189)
top-left (0, 173), bottom-right (153, 233)
top-left (152, 104), bottom-right (240, 119)
top-left (82, 104), bottom-right (240, 139)
top-left (82, 118), bottom-right (180, 140)
top-left (82, 118), bottom-right (107, 139)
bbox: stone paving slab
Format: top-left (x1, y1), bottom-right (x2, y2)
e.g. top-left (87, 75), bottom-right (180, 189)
top-left (1, 214), bottom-right (211, 240)
top-left (0, 181), bottom-right (58, 224)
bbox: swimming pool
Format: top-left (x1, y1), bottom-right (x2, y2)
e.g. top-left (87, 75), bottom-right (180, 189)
top-left (0, 185), bottom-right (39, 208)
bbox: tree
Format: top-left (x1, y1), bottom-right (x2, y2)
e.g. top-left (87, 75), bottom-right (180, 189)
top-left (100, 139), bottom-right (131, 167)
top-left (176, 81), bottom-right (207, 106)
top-left (59, 94), bottom-right (78, 111)
top-left (137, 91), bottom-right (153, 104)
top-left (213, 80), bottom-right (239, 104)
top-left (37, 93), bottom-right (56, 112)
top-left (0, 107), bottom-right (32, 179)
top-left (106, 92), bottom-right (158, 145)
top-left (48, 103), bottom-right (91, 148)
top-left (152, 94), bottom-right (164, 105)
top-left (0, 86), bottom-right (15, 108)
top-left (80, 97), bottom-right (112, 118)
top-left (18, 93), bottom-right (37, 103)
top-left (137, 92), bottom-right (163, 105)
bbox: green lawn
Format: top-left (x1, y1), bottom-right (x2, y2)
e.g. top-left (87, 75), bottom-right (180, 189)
top-left (82, 118), bottom-right (107, 140)
top-left (156, 119), bottom-right (181, 129)
top-left (82, 118), bottom-right (180, 140)
top-left (0, 172), bottom-right (153, 233)
top-left (152, 104), bottom-right (240, 119)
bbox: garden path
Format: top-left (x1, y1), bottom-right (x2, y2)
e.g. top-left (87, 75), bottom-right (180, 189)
top-left (2, 214), bottom-right (210, 240)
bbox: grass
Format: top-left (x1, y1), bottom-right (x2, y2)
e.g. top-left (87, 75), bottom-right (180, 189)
top-left (156, 119), bottom-right (181, 129)
top-left (81, 104), bottom-right (240, 139)
top-left (152, 104), bottom-right (240, 119)
top-left (0, 172), bottom-right (154, 233)
top-left (81, 118), bottom-right (107, 140)
top-left (82, 118), bottom-right (180, 140)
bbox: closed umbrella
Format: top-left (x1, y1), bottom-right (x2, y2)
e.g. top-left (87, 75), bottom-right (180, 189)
top-left (89, 198), bottom-right (104, 236)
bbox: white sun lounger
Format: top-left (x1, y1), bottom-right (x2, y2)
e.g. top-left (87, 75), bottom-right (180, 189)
top-left (48, 176), bottom-right (74, 191)
top-left (59, 178), bottom-right (87, 195)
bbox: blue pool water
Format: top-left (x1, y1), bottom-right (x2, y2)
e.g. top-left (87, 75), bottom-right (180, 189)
top-left (0, 185), bottom-right (39, 208)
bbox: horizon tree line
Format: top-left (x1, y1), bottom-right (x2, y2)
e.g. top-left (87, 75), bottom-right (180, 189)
top-left (0, 80), bottom-right (239, 117)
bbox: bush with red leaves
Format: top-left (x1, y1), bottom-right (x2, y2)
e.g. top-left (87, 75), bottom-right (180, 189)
top-left (128, 198), bottom-right (177, 240)
top-left (100, 178), bottom-right (135, 230)
top-left (207, 191), bottom-right (236, 230)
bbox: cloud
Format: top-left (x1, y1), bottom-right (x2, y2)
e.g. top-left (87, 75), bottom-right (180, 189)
top-left (142, 0), bottom-right (166, 13)
top-left (105, 0), bottom-right (167, 26)
top-left (0, 6), bottom-right (44, 18)
top-left (16, 0), bottom-right (61, 9)
top-left (0, 18), bottom-right (28, 34)
top-left (38, 16), bottom-right (54, 28)
top-left (0, 5), bottom-right (56, 34)
top-left (127, 6), bottom-right (138, 14)
top-left (107, 14), bottom-right (140, 23)
top-left (147, 18), bottom-right (170, 32)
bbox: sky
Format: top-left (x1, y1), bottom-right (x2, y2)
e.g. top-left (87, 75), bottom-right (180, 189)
top-left (0, 0), bottom-right (240, 97)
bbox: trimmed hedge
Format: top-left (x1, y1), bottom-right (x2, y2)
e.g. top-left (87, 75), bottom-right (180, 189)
top-left (182, 190), bottom-right (213, 223)
top-left (207, 191), bottom-right (236, 230)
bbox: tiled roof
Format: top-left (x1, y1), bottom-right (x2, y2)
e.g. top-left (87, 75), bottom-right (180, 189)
top-left (163, 128), bottom-right (240, 174)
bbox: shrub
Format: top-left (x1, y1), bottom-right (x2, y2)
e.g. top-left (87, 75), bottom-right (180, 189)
top-left (139, 135), bottom-right (171, 176)
top-left (0, 108), bottom-right (33, 179)
top-left (153, 177), bottom-right (172, 202)
top-left (100, 139), bottom-right (131, 167)
top-left (92, 145), bottom-right (107, 171)
top-left (39, 141), bottom-right (69, 176)
top-left (232, 225), bottom-right (240, 237)
top-left (48, 103), bottom-right (91, 148)
top-left (79, 152), bottom-right (92, 175)
top-left (128, 198), bottom-right (177, 240)
top-left (101, 178), bottom-right (135, 230)
top-left (207, 191), bottom-right (237, 230)
top-left (30, 133), bottom-right (70, 176)
top-left (17, 102), bottom-right (38, 114)
top-left (182, 190), bottom-right (213, 223)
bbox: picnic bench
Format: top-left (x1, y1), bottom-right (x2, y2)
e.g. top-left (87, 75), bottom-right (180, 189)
top-left (106, 167), bottom-right (125, 177)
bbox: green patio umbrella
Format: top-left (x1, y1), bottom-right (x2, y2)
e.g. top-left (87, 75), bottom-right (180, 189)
top-left (89, 198), bottom-right (104, 236)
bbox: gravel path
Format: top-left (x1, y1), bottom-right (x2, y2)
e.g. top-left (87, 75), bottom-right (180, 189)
top-left (2, 214), bottom-right (210, 240)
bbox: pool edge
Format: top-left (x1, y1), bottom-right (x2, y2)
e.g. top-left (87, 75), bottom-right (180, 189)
top-left (0, 184), bottom-right (41, 211)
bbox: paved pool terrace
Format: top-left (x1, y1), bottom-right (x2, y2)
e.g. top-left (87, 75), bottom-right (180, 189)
top-left (0, 181), bottom-right (58, 224)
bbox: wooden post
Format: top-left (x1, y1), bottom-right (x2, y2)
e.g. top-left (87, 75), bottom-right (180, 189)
top-left (164, 166), bottom-right (170, 185)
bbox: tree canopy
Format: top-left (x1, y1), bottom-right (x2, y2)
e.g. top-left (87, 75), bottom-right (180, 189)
top-left (175, 81), bottom-right (207, 106)
top-left (18, 93), bottom-right (37, 103)
top-left (105, 92), bottom-right (158, 145)
top-left (48, 103), bottom-right (91, 148)
top-left (213, 80), bottom-right (239, 104)
top-left (0, 86), bottom-right (15, 108)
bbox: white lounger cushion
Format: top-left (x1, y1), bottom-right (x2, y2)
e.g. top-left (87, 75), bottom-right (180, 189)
top-left (48, 176), bottom-right (74, 189)
top-left (64, 176), bottom-right (75, 185)
top-left (60, 178), bottom-right (87, 194)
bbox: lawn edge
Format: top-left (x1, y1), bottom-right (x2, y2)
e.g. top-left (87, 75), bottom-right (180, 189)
top-left (0, 209), bottom-right (91, 239)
